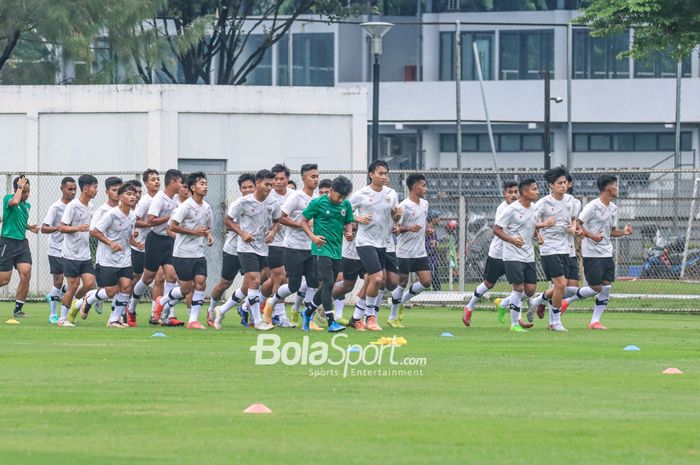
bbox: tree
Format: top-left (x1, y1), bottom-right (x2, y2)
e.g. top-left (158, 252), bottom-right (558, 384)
top-left (576, 0), bottom-right (700, 61)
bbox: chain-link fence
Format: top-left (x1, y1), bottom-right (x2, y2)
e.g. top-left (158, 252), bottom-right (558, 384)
top-left (2, 169), bottom-right (699, 311)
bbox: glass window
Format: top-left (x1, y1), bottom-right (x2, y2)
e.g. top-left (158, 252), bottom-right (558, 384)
top-left (439, 32), bottom-right (454, 81)
top-left (462, 134), bottom-right (478, 151)
top-left (440, 134), bottom-right (456, 152)
top-left (573, 134), bottom-right (588, 151)
top-left (634, 49), bottom-right (691, 78)
top-left (240, 35), bottom-right (272, 86)
top-left (500, 134), bottom-right (520, 151)
top-left (522, 134), bottom-right (543, 151)
top-left (278, 33), bottom-right (334, 86)
top-left (681, 132), bottom-right (692, 151)
top-left (573, 29), bottom-right (629, 79)
top-left (589, 134), bottom-right (611, 151)
top-left (499, 30), bottom-right (554, 80)
top-left (634, 133), bottom-right (656, 151)
top-left (613, 133), bottom-right (635, 151)
top-left (657, 133), bottom-right (676, 151)
top-left (439, 31), bottom-right (494, 80)
top-left (478, 134), bottom-right (492, 152)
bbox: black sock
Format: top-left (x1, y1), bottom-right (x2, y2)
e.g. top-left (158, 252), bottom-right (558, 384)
top-left (14, 301), bottom-right (24, 314)
top-left (326, 311), bottom-right (335, 323)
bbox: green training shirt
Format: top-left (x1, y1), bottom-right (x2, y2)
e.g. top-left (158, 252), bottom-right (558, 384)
top-left (302, 194), bottom-right (354, 259)
top-left (2, 194), bottom-right (30, 240)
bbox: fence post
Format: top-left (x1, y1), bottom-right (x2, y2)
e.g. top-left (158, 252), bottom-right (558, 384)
top-left (458, 194), bottom-right (466, 292)
top-left (680, 177), bottom-right (700, 279)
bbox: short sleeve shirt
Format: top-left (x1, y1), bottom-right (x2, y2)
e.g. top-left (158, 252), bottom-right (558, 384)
top-left (579, 198), bottom-right (618, 258)
top-left (282, 190), bottom-right (316, 251)
top-left (487, 201), bottom-right (508, 260)
top-left (60, 198), bottom-right (94, 261)
top-left (229, 194), bottom-right (281, 256)
top-left (42, 199), bottom-right (67, 257)
top-left (495, 201), bottom-right (537, 263)
top-left (535, 194), bottom-right (577, 256)
top-left (303, 195), bottom-right (354, 259)
top-left (269, 189), bottom-right (292, 247)
top-left (350, 185), bottom-right (398, 248)
top-left (171, 198), bottom-right (213, 259)
top-left (147, 191), bottom-right (178, 236)
top-left (95, 207), bottom-right (136, 267)
top-left (396, 197), bottom-right (429, 259)
top-left (1, 194), bottom-right (30, 241)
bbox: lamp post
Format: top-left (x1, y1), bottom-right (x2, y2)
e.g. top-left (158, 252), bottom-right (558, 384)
top-left (542, 70), bottom-right (563, 169)
top-left (361, 21), bottom-right (393, 162)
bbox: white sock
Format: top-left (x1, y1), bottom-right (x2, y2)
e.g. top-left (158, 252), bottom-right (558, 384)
top-left (49, 286), bottom-right (61, 317)
top-left (401, 282), bottom-right (426, 304)
top-left (110, 293), bottom-right (129, 323)
top-left (159, 287), bottom-right (183, 306)
top-left (509, 291), bottom-right (522, 326)
top-left (219, 289), bottom-right (246, 315)
top-left (353, 298), bottom-right (366, 320)
top-left (133, 279), bottom-right (148, 298)
top-left (164, 281), bottom-right (177, 299)
top-left (188, 290), bottom-right (205, 323)
top-left (334, 298), bottom-right (344, 319)
top-left (60, 283), bottom-right (68, 296)
top-left (365, 295), bottom-right (377, 317)
top-left (74, 297), bottom-right (84, 309)
top-left (549, 303), bottom-right (561, 325)
top-left (273, 302), bottom-right (286, 318)
top-left (270, 284), bottom-right (292, 308)
top-left (566, 286), bottom-right (597, 303)
top-left (207, 297), bottom-right (218, 319)
top-left (565, 286), bottom-right (578, 298)
top-left (591, 285), bottom-right (611, 324)
top-left (248, 288), bottom-right (262, 324)
top-left (467, 282), bottom-right (489, 309)
top-left (293, 291), bottom-right (305, 312)
top-left (304, 287), bottom-right (317, 306)
top-left (390, 286), bottom-right (404, 320)
top-left (499, 295), bottom-right (512, 308)
top-left (60, 304), bottom-right (70, 321)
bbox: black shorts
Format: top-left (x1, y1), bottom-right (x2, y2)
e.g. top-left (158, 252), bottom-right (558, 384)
top-left (356, 246), bottom-right (386, 275)
top-left (583, 257), bottom-right (615, 286)
top-left (541, 254), bottom-right (569, 280)
top-left (221, 252), bottom-right (241, 281)
top-left (483, 256), bottom-right (506, 284)
top-left (144, 232), bottom-right (174, 272)
top-left (238, 252), bottom-right (269, 274)
top-left (0, 237), bottom-right (32, 271)
top-left (131, 249), bottom-right (145, 275)
top-left (63, 259), bottom-right (95, 278)
top-left (268, 246), bottom-right (286, 269)
top-left (342, 257), bottom-right (366, 282)
top-left (385, 251), bottom-right (398, 275)
top-left (173, 256), bottom-right (207, 281)
top-left (96, 264), bottom-right (134, 287)
top-left (398, 256), bottom-right (431, 275)
top-left (48, 255), bottom-right (64, 275)
top-left (284, 248), bottom-right (318, 286)
top-left (567, 256), bottom-right (580, 281)
top-left (504, 261), bottom-right (537, 285)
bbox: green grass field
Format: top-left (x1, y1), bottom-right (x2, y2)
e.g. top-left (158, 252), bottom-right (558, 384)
top-left (1, 303), bottom-right (699, 465)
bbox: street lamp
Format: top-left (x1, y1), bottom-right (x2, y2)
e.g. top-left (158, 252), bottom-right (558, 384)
top-left (542, 70), bottom-right (563, 169)
top-left (361, 21), bottom-right (393, 162)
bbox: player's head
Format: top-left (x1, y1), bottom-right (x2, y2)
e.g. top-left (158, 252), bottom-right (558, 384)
top-left (328, 176), bottom-right (353, 204)
top-left (544, 166), bottom-right (568, 195)
top-left (502, 180), bottom-right (519, 203)
top-left (255, 169), bottom-right (275, 197)
top-left (104, 176), bottom-right (123, 203)
top-left (565, 172), bottom-right (574, 195)
top-left (126, 180), bottom-right (142, 203)
top-left (237, 173), bottom-right (255, 196)
top-left (12, 175), bottom-right (30, 201)
top-left (300, 163), bottom-right (320, 191)
top-left (187, 171), bottom-right (208, 196)
top-left (597, 174), bottom-right (618, 198)
top-left (368, 159), bottom-right (389, 186)
top-left (287, 180), bottom-right (297, 190)
top-left (60, 176), bottom-right (77, 201)
top-left (142, 169), bottom-right (160, 191)
top-left (178, 173), bottom-right (190, 199)
top-left (117, 182), bottom-right (137, 208)
top-left (406, 173), bottom-right (427, 197)
top-left (271, 163), bottom-right (290, 191)
top-left (318, 178), bottom-right (332, 196)
top-left (164, 169), bottom-right (183, 192)
top-left (518, 177), bottom-right (538, 201)
top-left (78, 174), bottom-right (99, 198)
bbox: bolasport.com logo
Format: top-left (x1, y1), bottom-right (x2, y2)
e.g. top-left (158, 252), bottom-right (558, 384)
top-left (249, 333), bottom-right (427, 378)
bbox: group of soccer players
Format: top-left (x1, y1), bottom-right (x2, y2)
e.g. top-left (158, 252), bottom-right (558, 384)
top-left (0, 163), bottom-right (631, 333)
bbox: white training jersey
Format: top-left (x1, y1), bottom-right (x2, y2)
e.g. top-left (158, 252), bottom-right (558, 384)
top-left (269, 189), bottom-right (292, 248)
top-left (487, 201), bottom-right (509, 260)
top-left (350, 185), bottom-right (399, 248)
top-left (495, 201), bottom-right (537, 263)
top-left (171, 197), bottom-right (213, 259)
top-left (229, 193), bottom-right (281, 256)
top-left (579, 198), bottom-right (618, 258)
top-left (95, 207), bottom-right (136, 268)
top-left (342, 236), bottom-right (360, 260)
top-left (147, 191), bottom-right (178, 236)
top-left (282, 189), bottom-right (316, 251)
top-left (89, 203), bottom-right (114, 231)
top-left (131, 192), bottom-right (154, 251)
top-left (42, 199), bottom-right (68, 258)
top-left (60, 198), bottom-right (94, 261)
top-left (535, 193), bottom-right (577, 256)
top-left (385, 188), bottom-right (399, 253)
top-left (223, 200), bottom-right (240, 256)
top-left (569, 197), bottom-right (582, 257)
top-left (396, 197), bottom-right (429, 259)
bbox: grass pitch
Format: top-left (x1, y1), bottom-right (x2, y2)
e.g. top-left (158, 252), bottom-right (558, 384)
top-left (1, 303), bottom-right (698, 465)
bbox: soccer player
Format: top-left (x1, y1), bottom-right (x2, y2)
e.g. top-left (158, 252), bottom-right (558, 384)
top-left (261, 164), bottom-right (292, 323)
top-left (155, 172), bottom-right (213, 329)
top-left (525, 167), bottom-right (577, 332)
top-left (299, 175), bottom-right (354, 332)
top-left (205, 173), bottom-right (255, 327)
top-left (388, 173), bottom-right (432, 328)
top-left (564, 173), bottom-right (582, 296)
top-left (463, 181), bottom-right (519, 326)
top-left (269, 163), bottom-right (322, 328)
top-left (493, 178), bottom-right (546, 332)
top-left (377, 176), bottom-right (400, 321)
top-left (287, 180), bottom-right (297, 190)
top-left (0, 176), bottom-right (39, 319)
top-left (41, 177), bottom-right (77, 323)
top-left (91, 177), bottom-right (122, 233)
top-left (58, 174), bottom-right (98, 327)
top-left (561, 174), bottom-right (633, 329)
top-left (130, 170), bottom-right (159, 291)
top-left (131, 169), bottom-right (184, 326)
top-left (86, 183), bottom-right (140, 327)
top-left (337, 224), bottom-right (368, 330)
top-left (349, 160), bottom-right (402, 331)
top-left (213, 169), bottom-right (280, 331)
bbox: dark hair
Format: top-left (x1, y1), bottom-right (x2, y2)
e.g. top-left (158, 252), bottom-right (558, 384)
top-left (117, 183), bottom-right (136, 195)
top-left (255, 169), bottom-right (275, 182)
top-left (271, 163), bottom-right (291, 179)
top-left (368, 159), bottom-right (388, 174)
top-left (78, 174), bottom-right (98, 190)
top-left (565, 173), bottom-right (574, 194)
top-left (238, 173), bottom-right (255, 187)
top-left (60, 176), bottom-right (76, 187)
top-left (518, 177), bottom-right (537, 193)
top-left (12, 176), bottom-right (29, 191)
top-left (597, 174), bottom-right (618, 192)
top-left (164, 169), bottom-right (183, 186)
top-left (142, 169), bottom-right (159, 183)
top-left (502, 180), bottom-right (518, 191)
top-left (319, 178), bottom-right (332, 190)
top-left (126, 180), bottom-right (142, 188)
top-left (105, 176), bottom-right (123, 190)
top-left (186, 171), bottom-right (206, 193)
top-left (544, 167), bottom-right (568, 186)
top-left (300, 163), bottom-right (318, 176)
top-left (331, 176), bottom-right (353, 196)
top-left (406, 173), bottom-right (426, 190)
top-left (287, 180), bottom-right (297, 189)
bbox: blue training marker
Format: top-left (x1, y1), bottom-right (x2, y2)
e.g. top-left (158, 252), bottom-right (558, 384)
top-left (347, 346), bottom-right (361, 353)
top-left (623, 345), bottom-right (640, 351)
top-left (151, 332), bottom-right (167, 338)
top-left (441, 332), bottom-right (455, 337)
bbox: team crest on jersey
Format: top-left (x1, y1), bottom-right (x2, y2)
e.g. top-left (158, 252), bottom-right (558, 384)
top-left (341, 208), bottom-right (346, 217)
